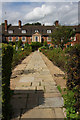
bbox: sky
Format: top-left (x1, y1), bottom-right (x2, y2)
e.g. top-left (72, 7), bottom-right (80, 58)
top-left (0, 0), bottom-right (80, 26)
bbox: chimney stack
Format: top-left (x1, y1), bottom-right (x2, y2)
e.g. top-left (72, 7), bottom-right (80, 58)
top-left (18, 20), bottom-right (21, 29)
top-left (55, 20), bottom-right (59, 26)
top-left (5, 20), bottom-right (7, 31)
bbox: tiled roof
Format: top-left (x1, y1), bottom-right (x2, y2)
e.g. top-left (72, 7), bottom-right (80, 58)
top-left (2, 24), bottom-right (80, 36)
top-left (2, 24), bottom-right (55, 36)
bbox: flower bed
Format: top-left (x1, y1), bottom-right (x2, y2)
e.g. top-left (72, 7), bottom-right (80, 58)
top-left (41, 44), bottom-right (80, 119)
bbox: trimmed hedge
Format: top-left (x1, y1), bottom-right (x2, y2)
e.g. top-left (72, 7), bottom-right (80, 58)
top-left (2, 44), bottom-right (13, 119)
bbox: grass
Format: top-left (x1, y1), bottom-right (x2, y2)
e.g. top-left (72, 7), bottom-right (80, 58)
top-left (57, 85), bottom-right (62, 93)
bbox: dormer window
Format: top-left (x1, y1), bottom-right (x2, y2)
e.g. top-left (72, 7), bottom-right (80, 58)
top-left (35, 30), bottom-right (38, 33)
top-left (47, 30), bottom-right (51, 33)
top-left (8, 30), bottom-right (13, 34)
top-left (22, 30), bottom-right (26, 33)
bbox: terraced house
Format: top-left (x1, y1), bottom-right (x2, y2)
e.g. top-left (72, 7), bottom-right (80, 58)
top-left (2, 20), bottom-right (80, 47)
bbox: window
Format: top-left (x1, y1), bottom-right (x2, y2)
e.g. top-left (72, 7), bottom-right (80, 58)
top-left (47, 37), bottom-right (51, 42)
top-left (73, 28), bottom-right (76, 31)
top-left (35, 30), bottom-right (38, 33)
top-left (74, 37), bottom-right (76, 41)
top-left (16, 37), bottom-right (18, 41)
top-left (8, 30), bottom-right (13, 34)
top-left (22, 37), bottom-right (26, 41)
top-left (35, 36), bottom-right (38, 42)
top-left (47, 30), bottom-right (51, 33)
top-left (9, 37), bottom-right (12, 41)
top-left (22, 30), bottom-right (26, 33)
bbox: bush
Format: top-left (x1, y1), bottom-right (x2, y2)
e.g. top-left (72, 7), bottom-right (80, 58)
top-left (63, 89), bottom-right (80, 119)
top-left (2, 43), bottom-right (13, 119)
top-left (41, 47), bottom-right (67, 71)
top-left (66, 44), bottom-right (80, 114)
top-left (30, 42), bottom-right (43, 51)
top-left (12, 47), bottom-right (32, 69)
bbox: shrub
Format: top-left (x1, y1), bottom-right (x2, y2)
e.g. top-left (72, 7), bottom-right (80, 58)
top-left (30, 42), bottom-right (43, 51)
top-left (17, 39), bottom-right (22, 48)
top-left (63, 89), bottom-right (80, 119)
top-left (2, 43), bottom-right (13, 119)
top-left (66, 44), bottom-right (80, 114)
top-left (12, 47), bottom-right (32, 69)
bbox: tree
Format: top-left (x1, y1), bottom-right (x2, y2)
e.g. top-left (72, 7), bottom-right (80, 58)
top-left (24, 22), bottom-right (41, 26)
top-left (17, 39), bottom-right (22, 48)
top-left (51, 26), bottom-right (75, 48)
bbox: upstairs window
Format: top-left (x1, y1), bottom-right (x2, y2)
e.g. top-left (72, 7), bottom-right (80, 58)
top-left (47, 30), bottom-right (51, 33)
top-left (16, 37), bottom-right (18, 41)
top-left (47, 37), bottom-right (51, 41)
top-left (22, 30), bottom-right (26, 33)
top-left (73, 28), bottom-right (76, 31)
top-left (8, 30), bottom-right (13, 34)
top-left (22, 37), bottom-right (26, 41)
top-left (9, 37), bottom-right (12, 41)
top-left (74, 37), bottom-right (76, 41)
top-left (35, 30), bottom-right (38, 33)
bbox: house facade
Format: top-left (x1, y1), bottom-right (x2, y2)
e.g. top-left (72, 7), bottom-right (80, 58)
top-left (2, 20), bottom-right (80, 47)
top-left (2, 20), bottom-right (57, 46)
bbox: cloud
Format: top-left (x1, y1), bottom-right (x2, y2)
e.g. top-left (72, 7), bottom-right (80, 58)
top-left (2, 2), bottom-right (78, 25)
top-left (1, 0), bottom-right (80, 2)
top-left (24, 4), bottom-right (55, 22)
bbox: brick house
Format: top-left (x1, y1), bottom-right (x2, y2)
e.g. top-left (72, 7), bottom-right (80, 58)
top-left (64, 25), bottom-right (80, 47)
top-left (2, 20), bottom-right (80, 47)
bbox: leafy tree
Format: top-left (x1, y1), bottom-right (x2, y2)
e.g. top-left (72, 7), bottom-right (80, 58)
top-left (25, 22), bottom-right (41, 26)
top-left (51, 26), bottom-right (75, 48)
top-left (17, 39), bottom-right (22, 48)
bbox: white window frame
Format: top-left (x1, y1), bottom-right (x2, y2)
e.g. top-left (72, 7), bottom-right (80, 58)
top-left (22, 30), bottom-right (26, 33)
top-left (16, 37), bottom-right (19, 41)
top-left (8, 30), bottom-right (13, 34)
top-left (35, 30), bottom-right (38, 33)
top-left (47, 30), bottom-right (51, 33)
top-left (74, 37), bottom-right (76, 41)
top-left (9, 37), bottom-right (13, 41)
top-left (22, 37), bottom-right (26, 42)
top-left (47, 37), bottom-right (51, 42)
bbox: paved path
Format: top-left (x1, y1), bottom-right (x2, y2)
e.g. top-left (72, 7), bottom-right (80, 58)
top-left (11, 51), bottom-right (65, 119)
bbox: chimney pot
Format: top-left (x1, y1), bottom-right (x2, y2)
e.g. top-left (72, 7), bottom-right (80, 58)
top-left (19, 20), bottom-right (21, 29)
top-left (5, 20), bottom-right (7, 31)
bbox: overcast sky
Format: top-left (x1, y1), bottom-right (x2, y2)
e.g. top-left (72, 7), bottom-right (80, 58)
top-left (0, 0), bottom-right (80, 26)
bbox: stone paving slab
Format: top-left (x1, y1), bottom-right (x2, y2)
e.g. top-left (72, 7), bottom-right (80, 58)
top-left (54, 108), bottom-right (65, 118)
top-left (44, 93), bottom-right (61, 98)
top-left (27, 97), bottom-right (38, 108)
top-left (21, 108), bottom-right (56, 118)
top-left (19, 76), bottom-right (34, 82)
top-left (38, 97), bottom-right (64, 108)
top-left (11, 98), bottom-right (27, 109)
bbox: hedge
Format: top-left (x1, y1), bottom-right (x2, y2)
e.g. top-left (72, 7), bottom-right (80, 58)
top-left (2, 44), bottom-right (13, 119)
